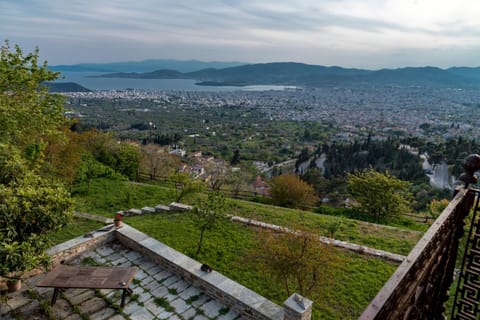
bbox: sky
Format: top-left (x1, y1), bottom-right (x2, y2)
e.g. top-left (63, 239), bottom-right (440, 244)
top-left (1, 0), bottom-right (480, 69)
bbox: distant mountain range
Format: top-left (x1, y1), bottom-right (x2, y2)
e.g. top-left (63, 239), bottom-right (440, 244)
top-left (92, 62), bottom-right (480, 87)
top-left (50, 59), bottom-right (245, 73)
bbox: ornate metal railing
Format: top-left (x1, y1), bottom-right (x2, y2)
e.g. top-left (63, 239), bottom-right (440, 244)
top-left (359, 154), bottom-right (480, 320)
top-left (451, 187), bottom-right (480, 319)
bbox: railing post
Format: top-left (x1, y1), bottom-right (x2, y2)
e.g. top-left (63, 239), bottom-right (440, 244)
top-left (284, 293), bottom-right (313, 320)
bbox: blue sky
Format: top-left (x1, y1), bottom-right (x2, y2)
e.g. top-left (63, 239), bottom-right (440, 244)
top-left (1, 0), bottom-right (479, 68)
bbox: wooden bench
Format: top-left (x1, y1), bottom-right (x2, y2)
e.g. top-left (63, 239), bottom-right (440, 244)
top-left (37, 265), bottom-right (138, 308)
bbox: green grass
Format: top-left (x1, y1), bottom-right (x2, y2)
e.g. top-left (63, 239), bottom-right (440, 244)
top-left (49, 217), bottom-right (104, 245)
top-left (73, 178), bottom-right (423, 255)
top-left (72, 178), bottom-right (178, 216)
top-left (126, 211), bottom-right (398, 319)
top-left (228, 200), bottom-right (423, 255)
top-left (67, 178), bottom-right (410, 318)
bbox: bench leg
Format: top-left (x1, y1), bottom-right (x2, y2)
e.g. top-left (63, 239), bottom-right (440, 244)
top-left (121, 287), bottom-right (133, 308)
top-left (51, 288), bottom-right (60, 306)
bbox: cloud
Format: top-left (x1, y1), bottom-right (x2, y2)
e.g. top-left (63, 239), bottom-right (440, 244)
top-left (1, 0), bottom-right (479, 67)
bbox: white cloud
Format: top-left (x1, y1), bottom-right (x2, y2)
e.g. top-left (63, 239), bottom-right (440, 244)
top-left (1, 0), bottom-right (479, 67)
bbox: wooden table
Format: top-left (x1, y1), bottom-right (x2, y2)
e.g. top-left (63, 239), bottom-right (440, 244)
top-left (37, 265), bottom-right (138, 308)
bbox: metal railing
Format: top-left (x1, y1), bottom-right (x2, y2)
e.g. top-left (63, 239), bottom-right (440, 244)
top-left (360, 154), bottom-right (480, 319)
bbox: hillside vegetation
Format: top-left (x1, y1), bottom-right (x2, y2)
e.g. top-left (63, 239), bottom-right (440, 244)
top-left (72, 177), bottom-right (403, 319)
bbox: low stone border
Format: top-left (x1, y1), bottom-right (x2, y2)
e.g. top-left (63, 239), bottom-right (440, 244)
top-left (47, 224), bottom-right (116, 266)
top-left (75, 204), bottom-right (406, 263)
top-left (115, 224), bottom-right (285, 320)
top-left (73, 211), bottom-right (113, 224)
top-left (10, 222), bottom-right (312, 320)
top-left (231, 216), bottom-right (406, 263)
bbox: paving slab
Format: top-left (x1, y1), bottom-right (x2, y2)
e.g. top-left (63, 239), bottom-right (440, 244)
top-left (4, 238), bottom-right (242, 320)
top-left (129, 307), bottom-right (155, 320)
top-left (51, 299), bottom-right (74, 319)
top-left (201, 299), bottom-right (226, 318)
top-left (90, 307), bottom-right (117, 320)
top-left (78, 296), bottom-right (107, 315)
top-left (170, 297), bottom-right (190, 314)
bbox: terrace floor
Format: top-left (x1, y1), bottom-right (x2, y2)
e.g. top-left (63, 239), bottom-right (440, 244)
top-left (1, 241), bottom-right (242, 320)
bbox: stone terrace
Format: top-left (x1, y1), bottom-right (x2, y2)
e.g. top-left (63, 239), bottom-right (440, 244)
top-left (1, 240), bottom-right (241, 320)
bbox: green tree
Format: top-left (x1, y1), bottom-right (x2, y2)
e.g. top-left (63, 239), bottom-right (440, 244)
top-left (0, 41), bottom-right (64, 147)
top-left (230, 149), bottom-right (241, 165)
top-left (192, 192), bottom-right (228, 258)
top-left (347, 169), bottom-right (411, 221)
top-left (115, 143), bottom-right (140, 180)
top-left (172, 172), bottom-right (204, 202)
top-left (0, 43), bottom-right (73, 279)
top-left (0, 145), bottom-right (72, 279)
top-left (269, 174), bottom-right (318, 209)
top-left (428, 198), bottom-right (449, 219)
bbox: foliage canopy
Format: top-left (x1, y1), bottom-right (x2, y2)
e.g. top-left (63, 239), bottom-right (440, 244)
top-left (0, 42), bottom-right (73, 278)
top-left (347, 168), bottom-right (411, 221)
top-left (269, 174), bottom-right (318, 209)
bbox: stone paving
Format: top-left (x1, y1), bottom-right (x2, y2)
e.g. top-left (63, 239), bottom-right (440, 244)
top-left (1, 241), bottom-right (242, 320)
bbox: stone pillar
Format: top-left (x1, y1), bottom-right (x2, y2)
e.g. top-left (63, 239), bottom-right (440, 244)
top-left (284, 293), bottom-right (313, 320)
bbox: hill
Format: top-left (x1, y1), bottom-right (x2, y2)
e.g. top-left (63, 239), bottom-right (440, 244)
top-left (50, 59), bottom-right (245, 73)
top-left (93, 62), bottom-right (480, 87)
top-left (43, 81), bottom-right (92, 92)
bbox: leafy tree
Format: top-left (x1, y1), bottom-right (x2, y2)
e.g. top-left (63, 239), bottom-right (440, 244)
top-left (0, 43), bottom-right (73, 279)
top-left (253, 227), bottom-right (339, 296)
top-left (347, 168), bottom-right (411, 221)
top-left (0, 41), bottom-right (64, 147)
top-left (230, 149), bottom-right (241, 165)
top-left (0, 144), bottom-right (72, 278)
top-left (428, 199), bottom-right (449, 219)
top-left (172, 172), bottom-right (204, 202)
top-left (269, 174), bottom-right (318, 209)
top-left (115, 143), bottom-right (140, 180)
top-left (192, 192), bottom-right (228, 258)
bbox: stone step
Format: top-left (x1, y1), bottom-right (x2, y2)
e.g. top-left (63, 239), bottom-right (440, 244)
top-left (155, 205), bottom-right (171, 212)
top-left (141, 207), bottom-right (156, 214)
top-left (127, 208), bottom-right (143, 216)
top-left (169, 202), bottom-right (193, 212)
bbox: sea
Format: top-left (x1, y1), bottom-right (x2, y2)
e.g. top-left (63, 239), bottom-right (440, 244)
top-left (55, 72), bottom-right (297, 92)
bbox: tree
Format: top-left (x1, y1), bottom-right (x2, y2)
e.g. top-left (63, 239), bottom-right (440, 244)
top-left (0, 146), bottom-right (73, 279)
top-left (114, 143), bottom-right (140, 180)
top-left (253, 227), bottom-right (339, 296)
top-left (269, 174), bottom-right (318, 209)
top-left (347, 168), bottom-right (411, 221)
top-left (205, 160), bottom-right (228, 192)
top-left (230, 149), bottom-right (241, 165)
top-left (0, 41), bottom-right (64, 147)
top-left (172, 172), bottom-right (204, 202)
top-left (428, 199), bottom-right (449, 219)
top-left (0, 43), bottom-right (73, 279)
top-left (192, 192), bottom-right (227, 258)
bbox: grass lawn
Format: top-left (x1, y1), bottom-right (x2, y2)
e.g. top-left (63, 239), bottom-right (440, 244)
top-left (50, 217), bottom-right (104, 245)
top-left (125, 211), bottom-right (398, 320)
top-left (73, 178), bottom-right (423, 255)
top-left (69, 178), bottom-right (407, 318)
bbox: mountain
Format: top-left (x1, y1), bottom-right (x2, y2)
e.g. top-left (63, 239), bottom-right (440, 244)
top-left (447, 67), bottom-right (480, 82)
top-left (93, 62), bottom-right (480, 87)
top-left (50, 59), bottom-right (245, 73)
top-left (43, 82), bottom-right (92, 92)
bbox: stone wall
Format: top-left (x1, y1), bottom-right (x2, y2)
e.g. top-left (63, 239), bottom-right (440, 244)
top-left (47, 225), bottom-right (116, 267)
top-left (115, 224), bottom-right (285, 320)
